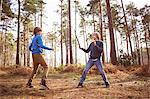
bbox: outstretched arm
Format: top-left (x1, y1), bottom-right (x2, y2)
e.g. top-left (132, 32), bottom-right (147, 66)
top-left (80, 43), bottom-right (91, 53)
top-left (37, 36), bottom-right (53, 50)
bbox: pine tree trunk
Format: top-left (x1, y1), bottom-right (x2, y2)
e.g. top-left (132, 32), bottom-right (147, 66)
top-left (114, 28), bottom-right (119, 61)
top-left (145, 31), bottom-right (150, 65)
top-left (65, 21), bottom-right (69, 65)
top-left (61, 0), bottom-right (63, 65)
top-left (51, 39), bottom-right (54, 67)
top-left (140, 31), bottom-right (144, 65)
top-left (105, 0), bottom-right (117, 65)
top-left (121, 0), bottom-right (133, 57)
top-left (93, 13), bottom-right (96, 32)
top-left (27, 24), bottom-right (30, 67)
top-left (4, 22), bottom-right (7, 67)
top-left (83, 26), bottom-right (87, 64)
top-left (68, 0), bottom-right (73, 64)
top-left (40, 1), bottom-right (43, 29)
top-left (65, 39), bottom-right (69, 65)
top-left (16, 0), bottom-right (21, 66)
top-left (54, 39), bottom-right (57, 68)
top-left (135, 24), bottom-right (141, 65)
top-left (34, 13), bottom-right (36, 26)
top-left (23, 28), bottom-right (26, 66)
top-left (74, 0), bottom-right (77, 64)
top-left (99, 0), bottom-right (105, 63)
top-left (103, 18), bottom-right (109, 63)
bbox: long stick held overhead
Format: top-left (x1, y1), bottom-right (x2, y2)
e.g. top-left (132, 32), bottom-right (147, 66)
top-left (75, 32), bottom-right (80, 47)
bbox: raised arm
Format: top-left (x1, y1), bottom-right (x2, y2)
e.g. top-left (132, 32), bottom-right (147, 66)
top-left (37, 35), bottom-right (53, 50)
top-left (95, 41), bottom-right (103, 53)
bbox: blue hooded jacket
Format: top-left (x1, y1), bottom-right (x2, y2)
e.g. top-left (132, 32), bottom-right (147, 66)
top-left (29, 34), bottom-right (53, 54)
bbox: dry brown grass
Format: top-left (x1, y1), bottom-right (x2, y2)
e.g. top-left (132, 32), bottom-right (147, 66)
top-left (61, 64), bottom-right (118, 75)
top-left (0, 82), bottom-right (52, 97)
top-left (0, 67), bottom-right (32, 78)
top-left (104, 64), bottom-right (118, 74)
top-left (131, 65), bottom-right (150, 77)
top-left (61, 64), bottom-right (83, 74)
top-left (8, 67), bottom-right (32, 76)
top-left (0, 64), bottom-right (148, 77)
top-left (0, 64), bottom-right (149, 98)
top-left (0, 66), bottom-right (58, 78)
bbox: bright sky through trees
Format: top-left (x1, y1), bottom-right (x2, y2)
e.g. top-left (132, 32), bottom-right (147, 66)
top-left (42, 0), bottom-right (150, 33)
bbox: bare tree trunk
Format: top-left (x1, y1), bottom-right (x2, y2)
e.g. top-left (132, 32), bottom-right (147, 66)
top-left (34, 13), bottom-right (36, 26)
top-left (105, 37), bottom-right (109, 63)
top-left (131, 14), bottom-right (140, 65)
top-left (134, 24), bottom-right (141, 65)
top-left (27, 42), bottom-right (30, 67)
top-left (51, 39), bottom-right (54, 67)
top-left (75, 38), bottom-right (77, 64)
top-left (145, 31), bottom-right (150, 65)
top-left (74, 0), bottom-right (77, 64)
top-left (132, 24), bottom-right (137, 64)
top-left (121, 0), bottom-right (133, 57)
top-left (38, 13), bottom-right (40, 26)
top-left (23, 29), bottom-right (26, 66)
top-left (0, 0), bottom-right (3, 21)
top-left (103, 18), bottom-right (109, 63)
top-left (54, 39), bottom-right (57, 68)
top-left (65, 21), bottom-right (69, 65)
top-left (16, 0), bottom-right (21, 66)
top-left (140, 48), bottom-right (144, 65)
top-left (4, 21), bottom-right (7, 67)
top-left (27, 24), bottom-right (30, 67)
top-left (83, 27), bottom-right (87, 64)
top-left (93, 13), bottom-right (96, 32)
top-left (65, 38), bottom-right (69, 65)
top-left (0, 21), bottom-right (4, 66)
top-left (68, 0), bottom-right (73, 64)
top-left (140, 31), bottom-right (144, 66)
top-left (40, 1), bottom-right (43, 29)
top-left (105, 0), bottom-right (117, 65)
top-left (60, 0), bottom-right (63, 65)
top-left (114, 28), bottom-right (119, 60)
top-left (99, 0), bottom-right (104, 63)
top-left (20, 41), bottom-right (23, 66)
top-left (131, 14), bottom-right (137, 59)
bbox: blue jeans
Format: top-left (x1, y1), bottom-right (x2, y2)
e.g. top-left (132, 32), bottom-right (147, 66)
top-left (79, 59), bottom-right (109, 84)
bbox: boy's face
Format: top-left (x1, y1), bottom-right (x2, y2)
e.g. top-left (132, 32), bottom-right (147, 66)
top-left (37, 31), bottom-right (42, 35)
top-left (92, 34), bottom-right (97, 40)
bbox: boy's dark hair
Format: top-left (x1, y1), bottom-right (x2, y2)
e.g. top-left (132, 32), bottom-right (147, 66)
top-left (34, 27), bottom-right (42, 35)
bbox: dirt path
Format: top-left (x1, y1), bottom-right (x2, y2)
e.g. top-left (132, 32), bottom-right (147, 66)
top-left (0, 72), bottom-right (150, 99)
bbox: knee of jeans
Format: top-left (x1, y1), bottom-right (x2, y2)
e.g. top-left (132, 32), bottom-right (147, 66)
top-left (83, 69), bottom-right (88, 75)
top-left (99, 69), bottom-right (105, 75)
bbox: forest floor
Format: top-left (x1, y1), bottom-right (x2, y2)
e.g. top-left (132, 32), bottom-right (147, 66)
top-left (0, 64), bottom-right (150, 99)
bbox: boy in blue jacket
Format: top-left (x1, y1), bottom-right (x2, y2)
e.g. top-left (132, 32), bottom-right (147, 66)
top-left (26, 27), bottom-right (53, 89)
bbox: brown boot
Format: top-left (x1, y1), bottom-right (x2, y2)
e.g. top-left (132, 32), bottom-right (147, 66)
top-left (40, 79), bottom-right (49, 90)
top-left (26, 79), bottom-right (34, 88)
top-left (105, 82), bottom-right (110, 88)
top-left (77, 82), bottom-right (83, 88)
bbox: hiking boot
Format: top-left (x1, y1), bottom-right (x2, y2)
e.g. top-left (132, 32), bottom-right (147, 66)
top-left (40, 79), bottom-right (49, 90)
top-left (105, 82), bottom-right (110, 88)
top-left (77, 82), bottom-right (83, 88)
top-left (26, 79), bottom-right (34, 88)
